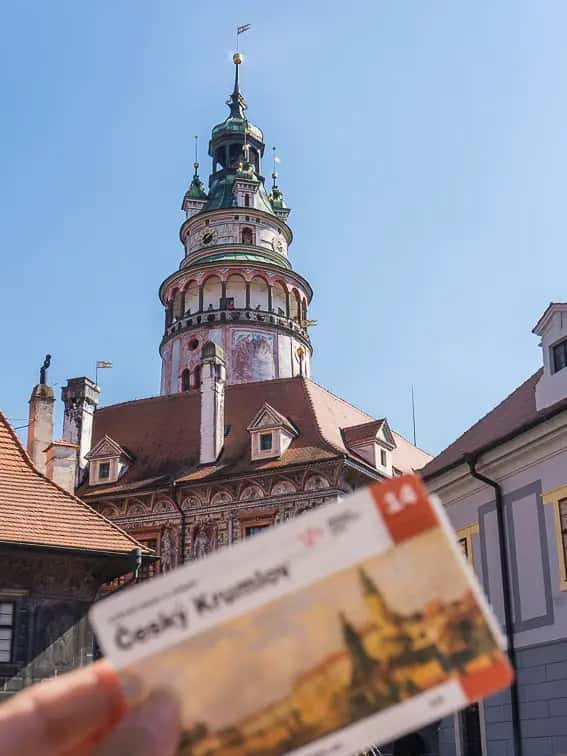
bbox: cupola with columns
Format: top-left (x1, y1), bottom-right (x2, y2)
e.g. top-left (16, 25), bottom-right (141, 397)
top-left (159, 54), bottom-right (313, 395)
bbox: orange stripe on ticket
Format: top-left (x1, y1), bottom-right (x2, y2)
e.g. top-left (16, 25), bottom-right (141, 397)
top-left (369, 474), bottom-right (439, 544)
top-left (459, 657), bottom-right (514, 702)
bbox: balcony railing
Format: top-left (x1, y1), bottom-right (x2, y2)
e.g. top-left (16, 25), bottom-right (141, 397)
top-left (163, 306), bottom-right (311, 343)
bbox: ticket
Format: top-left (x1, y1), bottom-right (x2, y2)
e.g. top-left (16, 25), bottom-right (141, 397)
top-left (89, 474), bottom-right (513, 755)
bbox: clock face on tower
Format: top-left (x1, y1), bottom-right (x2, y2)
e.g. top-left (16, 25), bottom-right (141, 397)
top-left (202, 230), bottom-right (216, 245)
top-left (272, 238), bottom-right (284, 254)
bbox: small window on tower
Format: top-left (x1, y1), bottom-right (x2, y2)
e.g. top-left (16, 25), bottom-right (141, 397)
top-left (242, 227), bottom-right (254, 245)
top-left (380, 449), bottom-right (387, 467)
top-left (244, 194), bottom-right (250, 207)
top-left (260, 433), bottom-right (273, 451)
top-left (98, 462), bottom-right (110, 480)
top-left (181, 369), bottom-right (191, 392)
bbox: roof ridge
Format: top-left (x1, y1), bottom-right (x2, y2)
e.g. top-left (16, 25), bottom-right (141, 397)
top-left (0, 410), bottom-right (146, 554)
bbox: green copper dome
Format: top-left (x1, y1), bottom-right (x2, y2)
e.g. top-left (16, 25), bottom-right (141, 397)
top-left (184, 164), bottom-right (208, 201)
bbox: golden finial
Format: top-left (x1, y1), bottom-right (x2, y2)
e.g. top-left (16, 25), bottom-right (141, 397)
top-left (233, 52), bottom-right (243, 65)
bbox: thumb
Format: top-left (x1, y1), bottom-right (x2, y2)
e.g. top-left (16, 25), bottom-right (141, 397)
top-left (93, 689), bottom-right (181, 756)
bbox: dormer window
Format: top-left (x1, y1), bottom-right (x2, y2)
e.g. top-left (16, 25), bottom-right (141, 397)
top-left (553, 338), bottom-right (567, 374)
top-left (86, 435), bottom-right (132, 486)
top-left (260, 433), bottom-right (273, 451)
top-left (342, 419), bottom-right (396, 474)
top-left (533, 303), bottom-right (567, 411)
top-left (247, 403), bottom-right (298, 462)
top-left (98, 461), bottom-right (110, 480)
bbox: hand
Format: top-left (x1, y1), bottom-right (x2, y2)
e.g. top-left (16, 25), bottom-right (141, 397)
top-left (0, 660), bottom-right (180, 756)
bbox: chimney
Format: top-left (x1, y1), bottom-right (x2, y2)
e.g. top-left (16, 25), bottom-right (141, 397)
top-left (27, 354), bottom-right (55, 474)
top-left (61, 377), bottom-right (100, 475)
top-left (45, 441), bottom-right (79, 493)
top-left (199, 341), bottom-right (226, 465)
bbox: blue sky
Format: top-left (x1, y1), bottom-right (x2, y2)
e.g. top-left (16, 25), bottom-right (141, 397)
top-left (1, 1), bottom-right (566, 455)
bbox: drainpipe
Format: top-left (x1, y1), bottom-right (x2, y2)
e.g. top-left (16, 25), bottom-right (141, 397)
top-left (465, 454), bottom-right (523, 756)
top-left (171, 484), bottom-right (187, 565)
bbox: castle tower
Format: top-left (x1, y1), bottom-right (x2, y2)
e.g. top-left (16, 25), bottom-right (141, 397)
top-left (159, 54), bottom-right (313, 395)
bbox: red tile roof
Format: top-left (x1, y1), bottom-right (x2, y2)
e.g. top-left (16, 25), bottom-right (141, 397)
top-left (422, 368), bottom-right (567, 479)
top-left (80, 377), bottom-right (430, 495)
top-left (0, 410), bottom-right (146, 554)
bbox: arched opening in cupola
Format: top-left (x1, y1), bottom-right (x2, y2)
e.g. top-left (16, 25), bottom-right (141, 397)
top-left (272, 281), bottom-right (287, 316)
top-left (250, 276), bottom-right (268, 311)
top-left (226, 274), bottom-right (246, 309)
top-left (202, 276), bottom-right (222, 310)
top-left (184, 281), bottom-right (199, 315)
top-left (181, 369), bottom-right (191, 392)
top-left (290, 289), bottom-right (301, 322)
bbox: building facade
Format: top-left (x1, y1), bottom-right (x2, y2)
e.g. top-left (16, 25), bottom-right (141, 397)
top-left (422, 302), bottom-right (567, 756)
top-left (0, 385), bottom-right (150, 699)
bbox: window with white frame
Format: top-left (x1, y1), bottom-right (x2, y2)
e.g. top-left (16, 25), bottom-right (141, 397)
top-left (0, 602), bottom-right (14, 663)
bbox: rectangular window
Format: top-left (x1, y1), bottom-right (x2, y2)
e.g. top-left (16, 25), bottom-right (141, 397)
top-left (552, 339), bottom-right (567, 373)
top-left (220, 297), bottom-right (234, 310)
top-left (260, 433), bottom-right (273, 451)
top-left (380, 449), bottom-right (387, 467)
top-left (0, 602), bottom-right (14, 663)
top-left (457, 524), bottom-right (478, 567)
top-left (543, 485), bottom-right (567, 591)
top-left (245, 523), bottom-right (271, 538)
top-left (98, 461), bottom-right (110, 480)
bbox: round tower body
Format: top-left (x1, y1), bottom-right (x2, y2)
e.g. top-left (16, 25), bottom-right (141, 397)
top-left (159, 59), bottom-right (313, 394)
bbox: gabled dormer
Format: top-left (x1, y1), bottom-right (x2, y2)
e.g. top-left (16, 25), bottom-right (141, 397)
top-left (85, 435), bottom-right (132, 486)
top-left (341, 418), bottom-right (396, 475)
top-left (533, 302), bottom-right (567, 411)
top-left (247, 403), bottom-right (298, 461)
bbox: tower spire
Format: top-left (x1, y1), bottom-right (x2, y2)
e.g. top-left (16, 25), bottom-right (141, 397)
top-left (227, 53), bottom-right (247, 119)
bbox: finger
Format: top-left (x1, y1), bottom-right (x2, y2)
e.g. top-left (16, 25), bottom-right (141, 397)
top-left (93, 690), bottom-right (181, 756)
top-left (0, 660), bottom-right (127, 756)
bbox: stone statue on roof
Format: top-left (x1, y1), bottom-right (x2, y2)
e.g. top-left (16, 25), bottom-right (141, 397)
top-left (40, 354), bottom-right (51, 385)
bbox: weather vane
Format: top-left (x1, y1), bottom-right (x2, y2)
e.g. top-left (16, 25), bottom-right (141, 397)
top-left (235, 23), bottom-right (251, 54)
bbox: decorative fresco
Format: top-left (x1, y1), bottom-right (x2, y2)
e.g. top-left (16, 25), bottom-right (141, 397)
top-left (231, 330), bottom-right (275, 383)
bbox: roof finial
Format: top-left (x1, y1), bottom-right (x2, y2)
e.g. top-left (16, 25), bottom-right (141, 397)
top-left (227, 25), bottom-right (251, 119)
top-left (193, 135), bottom-right (199, 175)
top-left (271, 146), bottom-right (280, 189)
